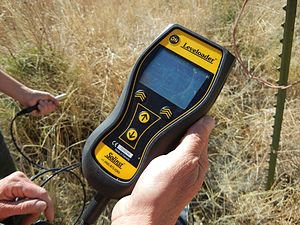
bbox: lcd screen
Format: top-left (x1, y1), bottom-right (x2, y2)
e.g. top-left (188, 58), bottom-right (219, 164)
top-left (139, 46), bottom-right (212, 109)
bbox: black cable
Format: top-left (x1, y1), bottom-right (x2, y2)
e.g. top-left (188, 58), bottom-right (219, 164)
top-left (80, 193), bottom-right (109, 225)
top-left (30, 163), bottom-right (80, 182)
top-left (10, 106), bottom-right (87, 225)
top-left (37, 163), bottom-right (87, 225)
top-left (10, 113), bottom-right (47, 170)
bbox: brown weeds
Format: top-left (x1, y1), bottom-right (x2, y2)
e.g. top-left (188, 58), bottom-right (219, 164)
top-left (0, 0), bottom-right (299, 224)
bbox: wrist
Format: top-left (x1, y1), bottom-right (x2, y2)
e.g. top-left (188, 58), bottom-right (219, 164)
top-left (111, 199), bottom-right (178, 225)
top-left (111, 199), bottom-right (158, 225)
top-left (111, 210), bottom-right (178, 225)
top-left (14, 85), bottom-right (31, 102)
top-left (111, 213), bottom-right (156, 225)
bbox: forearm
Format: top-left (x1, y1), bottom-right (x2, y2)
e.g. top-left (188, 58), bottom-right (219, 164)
top-left (0, 70), bottom-right (29, 102)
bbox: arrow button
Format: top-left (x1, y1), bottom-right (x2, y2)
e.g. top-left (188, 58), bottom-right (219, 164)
top-left (138, 111), bottom-right (150, 124)
top-left (126, 128), bottom-right (138, 141)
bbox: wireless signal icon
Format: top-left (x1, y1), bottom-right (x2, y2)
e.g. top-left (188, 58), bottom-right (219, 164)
top-left (160, 106), bottom-right (173, 119)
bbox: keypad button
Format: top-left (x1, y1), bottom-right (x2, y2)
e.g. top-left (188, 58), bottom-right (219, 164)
top-left (126, 128), bottom-right (138, 141)
top-left (138, 111), bottom-right (150, 124)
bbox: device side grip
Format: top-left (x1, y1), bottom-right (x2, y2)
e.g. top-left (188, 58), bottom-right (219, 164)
top-left (81, 78), bottom-right (133, 196)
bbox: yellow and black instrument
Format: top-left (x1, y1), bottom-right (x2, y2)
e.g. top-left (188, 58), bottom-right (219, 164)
top-left (82, 24), bottom-right (235, 199)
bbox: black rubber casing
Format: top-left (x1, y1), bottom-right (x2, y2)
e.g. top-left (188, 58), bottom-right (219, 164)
top-left (82, 24), bottom-right (235, 199)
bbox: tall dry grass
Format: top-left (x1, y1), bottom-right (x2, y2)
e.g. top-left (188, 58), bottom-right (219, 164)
top-left (0, 0), bottom-right (299, 224)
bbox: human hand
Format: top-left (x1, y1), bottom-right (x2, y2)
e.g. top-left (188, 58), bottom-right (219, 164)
top-left (0, 171), bottom-right (55, 225)
top-left (111, 116), bottom-right (215, 225)
top-left (17, 87), bottom-right (59, 116)
top-left (0, 71), bottom-right (58, 116)
top-left (18, 88), bottom-right (59, 116)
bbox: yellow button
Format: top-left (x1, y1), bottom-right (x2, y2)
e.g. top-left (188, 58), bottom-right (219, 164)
top-left (126, 128), bottom-right (138, 141)
top-left (139, 111), bottom-right (150, 124)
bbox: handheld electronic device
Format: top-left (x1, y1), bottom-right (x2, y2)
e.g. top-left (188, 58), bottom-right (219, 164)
top-left (82, 24), bottom-right (235, 199)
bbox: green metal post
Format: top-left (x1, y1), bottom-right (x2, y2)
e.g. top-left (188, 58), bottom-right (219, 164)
top-left (266, 0), bottom-right (297, 190)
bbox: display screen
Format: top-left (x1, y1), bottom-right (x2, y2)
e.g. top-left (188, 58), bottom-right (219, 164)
top-left (139, 46), bottom-right (212, 109)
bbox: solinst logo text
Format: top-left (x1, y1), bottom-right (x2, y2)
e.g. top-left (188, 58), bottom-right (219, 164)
top-left (181, 42), bottom-right (216, 64)
top-left (105, 152), bottom-right (124, 169)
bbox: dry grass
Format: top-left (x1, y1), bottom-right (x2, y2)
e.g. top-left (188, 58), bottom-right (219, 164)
top-left (0, 0), bottom-right (299, 224)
